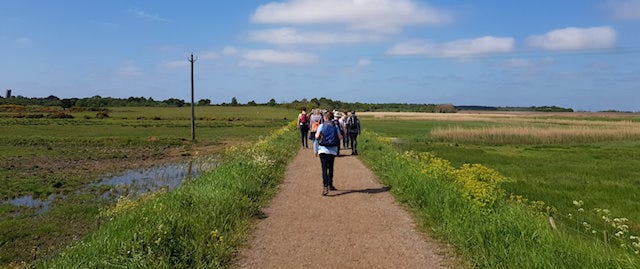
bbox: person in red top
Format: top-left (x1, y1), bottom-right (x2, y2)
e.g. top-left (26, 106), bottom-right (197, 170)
top-left (298, 107), bottom-right (310, 148)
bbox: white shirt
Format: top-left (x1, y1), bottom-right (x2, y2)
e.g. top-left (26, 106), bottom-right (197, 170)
top-left (315, 123), bottom-right (340, 155)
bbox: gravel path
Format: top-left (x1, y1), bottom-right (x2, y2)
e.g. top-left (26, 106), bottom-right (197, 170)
top-left (236, 148), bottom-right (456, 268)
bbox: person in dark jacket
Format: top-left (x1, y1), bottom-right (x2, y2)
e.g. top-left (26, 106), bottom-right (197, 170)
top-left (346, 111), bottom-right (361, 155)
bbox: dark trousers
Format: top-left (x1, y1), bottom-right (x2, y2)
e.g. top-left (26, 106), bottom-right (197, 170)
top-left (319, 153), bottom-right (335, 187)
top-left (341, 130), bottom-right (348, 149)
top-left (299, 124), bottom-right (309, 148)
top-left (349, 133), bottom-right (358, 154)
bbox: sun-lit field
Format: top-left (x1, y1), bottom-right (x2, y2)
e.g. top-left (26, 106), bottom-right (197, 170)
top-left (0, 105), bottom-right (296, 266)
top-left (358, 111), bottom-right (640, 267)
top-left (362, 111), bottom-right (640, 233)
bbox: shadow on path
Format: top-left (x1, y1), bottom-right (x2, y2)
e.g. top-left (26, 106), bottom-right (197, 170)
top-left (327, 186), bottom-right (391, 197)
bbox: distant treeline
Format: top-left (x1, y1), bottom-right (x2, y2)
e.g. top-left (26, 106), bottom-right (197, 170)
top-left (0, 95), bottom-right (188, 108)
top-left (456, 105), bottom-right (574, 112)
top-left (0, 95), bottom-right (575, 113)
top-left (284, 98), bottom-right (458, 113)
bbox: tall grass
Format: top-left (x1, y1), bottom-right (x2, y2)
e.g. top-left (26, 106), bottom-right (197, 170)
top-left (358, 131), bottom-right (639, 268)
top-left (39, 123), bottom-right (298, 268)
top-left (360, 111), bottom-right (640, 123)
top-left (431, 125), bottom-right (640, 145)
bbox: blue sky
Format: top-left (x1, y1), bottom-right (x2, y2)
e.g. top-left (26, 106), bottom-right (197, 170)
top-left (1, 0), bottom-right (639, 111)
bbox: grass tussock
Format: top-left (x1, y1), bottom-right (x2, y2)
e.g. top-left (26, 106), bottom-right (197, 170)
top-left (431, 125), bottom-right (640, 145)
top-left (39, 122), bottom-right (299, 268)
top-left (359, 130), bottom-right (639, 268)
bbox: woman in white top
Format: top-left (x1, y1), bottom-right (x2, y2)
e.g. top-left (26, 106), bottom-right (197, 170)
top-left (309, 109), bottom-right (322, 155)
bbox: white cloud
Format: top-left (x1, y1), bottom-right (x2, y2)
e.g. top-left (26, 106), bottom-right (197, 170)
top-left (526, 26), bottom-right (616, 51)
top-left (115, 61), bottom-right (143, 76)
top-left (357, 59), bottom-right (371, 67)
top-left (240, 49), bottom-right (318, 66)
top-left (199, 50), bottom-right (219, 60)
top-left (159, 60), bottom-right (188, 70)
top-left (222, 46), bottom-right (239, 55)
top-left (251, 0), bottom-right (452, 33)
top-left (127, 8), bottom-right (168, 23)
top-left (387, 36), bottom-right (514, 58)
top-left (248, 27), bottom-right (383, 45)
top-left (604, 0), bottom-right (640, 20)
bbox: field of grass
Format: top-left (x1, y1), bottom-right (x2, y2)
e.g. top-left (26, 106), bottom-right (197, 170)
top-left (358, 131), bottom-right (639, 268)
top-left (360, 111), bottom-right (640, 261)
top-left (0, 106), bottom-right (296, 267)
top-left (40, 123), bottom-right (299, 268)
top-left (4, 106), bottom-right (640, 267)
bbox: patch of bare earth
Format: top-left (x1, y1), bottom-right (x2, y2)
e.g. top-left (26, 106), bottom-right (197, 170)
top-left (236, 148), bottom-right (458, 268)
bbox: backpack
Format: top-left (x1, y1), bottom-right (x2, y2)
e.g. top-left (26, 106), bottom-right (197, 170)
top-left (311, 120), bottom-right (320, 132)
top-left (319, 122), bottom-right (340, 147)
top-left (299, 113), bottom-right (308, 125)
top-left (347, 115), bottom-right (359, 133)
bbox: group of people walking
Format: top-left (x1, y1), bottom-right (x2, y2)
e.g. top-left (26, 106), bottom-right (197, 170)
top-left (297, 107), bottom-right (361, 195)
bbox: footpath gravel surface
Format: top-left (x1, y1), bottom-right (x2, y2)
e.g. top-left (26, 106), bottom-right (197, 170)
top-left (236, 148), bottom-right (457, 268)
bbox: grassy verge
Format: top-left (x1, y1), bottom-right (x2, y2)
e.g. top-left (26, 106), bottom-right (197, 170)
top-left (358, 130), bottom-right (639, 268)
top-left (38, 123), bottom-right (298, 268)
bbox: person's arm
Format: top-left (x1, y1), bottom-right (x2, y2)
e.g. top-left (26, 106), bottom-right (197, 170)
top-left (315, 124), bottom-right (323, 139)
top-left (337, 125), bottom-right (343, 141)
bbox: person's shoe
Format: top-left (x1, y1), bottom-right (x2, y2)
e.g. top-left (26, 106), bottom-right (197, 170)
top-left (322, 187), bottom-right (329, 196)
top-left (329, 185), bottom-right (337, 191)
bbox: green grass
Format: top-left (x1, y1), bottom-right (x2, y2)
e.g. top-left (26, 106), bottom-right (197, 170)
top-left (39, 123), bottom-right (299, 268)
top-left (0, 106), bottom-right (297, 267)
top-left (363, 116), bottom-right (640, 232)
top-left (358, 131), bottom-right (639, 268)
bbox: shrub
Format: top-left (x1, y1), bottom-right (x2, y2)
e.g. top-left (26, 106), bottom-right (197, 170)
top-left (47, 112), bottom-right (73, 119)
top-left (95, 110), bottom-right (109, 119)
top-left (0, 104), bottom-right (26, 112)
top-left (403, 150), bottom-right (505, 212)
top-left (454, 164), bottom-right (505, 212)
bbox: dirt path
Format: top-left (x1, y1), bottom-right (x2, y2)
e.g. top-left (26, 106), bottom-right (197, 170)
top-left (236, 148), bottom-right (456, 268)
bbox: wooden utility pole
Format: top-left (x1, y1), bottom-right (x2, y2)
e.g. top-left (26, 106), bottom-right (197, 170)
top-left (189, 53), bottom-right (197, 141)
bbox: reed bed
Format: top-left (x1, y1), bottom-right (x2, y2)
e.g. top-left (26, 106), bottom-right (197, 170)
top-left (430, 122), bottom-right (640, 145)
top-left (360, 111), bottom-right (640, 126)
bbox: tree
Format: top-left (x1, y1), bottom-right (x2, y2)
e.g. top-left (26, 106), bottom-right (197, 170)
top-left (247, 100), bottom-right (257, 106)
top-left (163, 98), bottom-right (185, 107)
top-left (435, 103), bottom-right (457, 113)
top-left (310, 98), bottom-right (320, 107)
top-left (197, 99), bottom-right (211, 106)
top-left (267, 98), bottom-right (277, 106)
top-left (60, 98), bottom-right (77, 110)
top-left (231, 97), bottom-right (239, 106)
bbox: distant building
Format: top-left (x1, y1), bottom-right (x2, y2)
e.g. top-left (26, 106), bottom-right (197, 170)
top-left (5, 89), bottom-right (11, 98)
